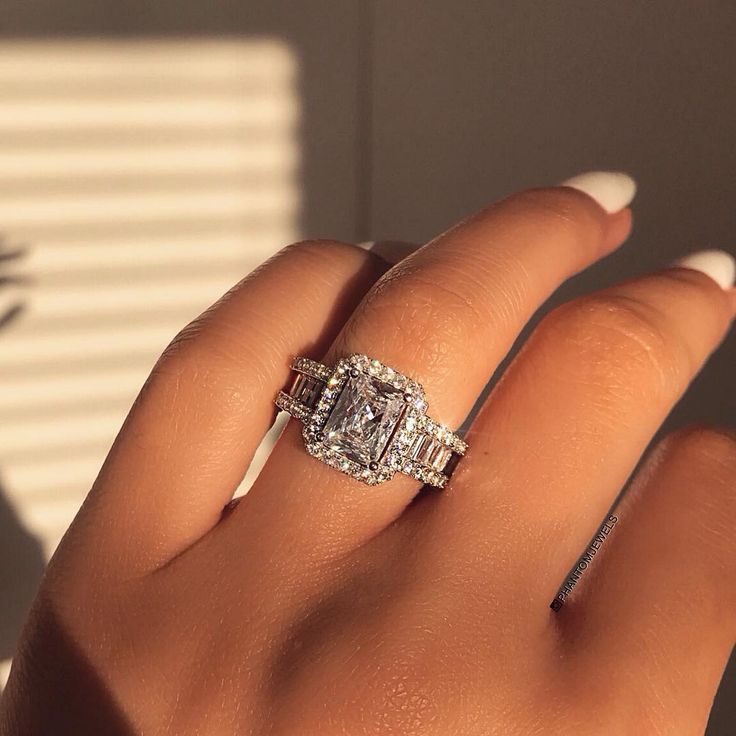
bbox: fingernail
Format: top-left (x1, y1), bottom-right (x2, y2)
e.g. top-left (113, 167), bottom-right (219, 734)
top-left (358, 240), bottom-right (420, 266)
top-left (559, 171), bottom-right (637, 214)
top-left (672, 249), bottom-right (736, 290)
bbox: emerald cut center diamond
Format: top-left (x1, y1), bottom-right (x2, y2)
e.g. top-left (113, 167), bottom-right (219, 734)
top-left (322, 372), bottom-right (406, 466)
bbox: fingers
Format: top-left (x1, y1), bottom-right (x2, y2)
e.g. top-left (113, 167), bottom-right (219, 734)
top-left (563, 426), bottom-right (736, 734)
top-left (233, 173), bottom-right (635, 559)
top-left (69, 240), bottom-right (396, 576)
top-left (438, 252), bottom-right (735, 607)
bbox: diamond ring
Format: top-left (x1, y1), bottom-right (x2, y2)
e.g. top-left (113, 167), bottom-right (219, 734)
top-left (275, 354), bottom-right (467, 487)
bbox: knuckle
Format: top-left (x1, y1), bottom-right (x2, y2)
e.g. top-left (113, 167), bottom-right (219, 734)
top-left (148, 322), bottom-right (255, 414)
top-left (145, 240), bottom-right (366, 405)
top-left (540, 293), bottom-right (684, 395)
top-left (272, 238), bottom-right (365, 275)
top-left (654, 425), bottom-right (736, 592)
top-left (278, 238), bottom-right (356, 263)
top-left (662, 424), bottom-right (736, 475)
top-left (662, 263), bottom-right (730, 302)
top-left (274, 238), bottom-right (385, 285)
top-left (158, 312), bottom-right (237, 375)
top-left (159, 239), bottom-right (358, 372)
top-left (354, 263), bottom-right (485, 377)
top-left (500, 186), bottom-right (606, 248)
top-left (658, 267), bottom-right (734, 333)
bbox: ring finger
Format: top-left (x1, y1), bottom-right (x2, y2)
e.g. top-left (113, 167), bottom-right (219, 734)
top-left (232, 172), bottom-right (636, 556)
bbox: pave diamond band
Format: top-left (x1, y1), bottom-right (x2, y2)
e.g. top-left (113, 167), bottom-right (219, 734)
top-left (275, 354), bottom-right (467, 488)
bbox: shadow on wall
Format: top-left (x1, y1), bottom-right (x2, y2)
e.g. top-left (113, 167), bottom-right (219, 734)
top-left (0, 240), bottom-right (45, 667)
top-left (0, 476), bottom-right (45, 663)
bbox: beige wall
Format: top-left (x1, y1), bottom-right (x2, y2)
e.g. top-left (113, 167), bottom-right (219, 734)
top-left (0, 1), bottom-right (733, 730)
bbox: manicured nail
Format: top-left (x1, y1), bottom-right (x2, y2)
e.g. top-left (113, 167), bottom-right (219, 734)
top-left (559, 171), bottom-right (637, 214)
top-left (673, 249), bottom-right (736, 290)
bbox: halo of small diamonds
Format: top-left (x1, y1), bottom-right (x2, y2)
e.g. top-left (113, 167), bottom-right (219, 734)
top-left (302, 354), bottom-right (429, 485)
top-left (277, 354), bottom-right (466, 488)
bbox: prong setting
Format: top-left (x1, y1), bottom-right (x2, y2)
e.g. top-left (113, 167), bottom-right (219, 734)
top-left (277, 353), bottom-right (466, 488)
top-left (303, 354), bottom-right (429, 486)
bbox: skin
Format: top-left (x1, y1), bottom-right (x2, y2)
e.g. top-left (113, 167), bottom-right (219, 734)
top-left (1, 185), bottom-right (735, 735)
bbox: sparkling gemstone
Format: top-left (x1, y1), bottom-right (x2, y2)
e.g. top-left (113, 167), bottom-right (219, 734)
top-left (322, 372), bottom-right (406, 466)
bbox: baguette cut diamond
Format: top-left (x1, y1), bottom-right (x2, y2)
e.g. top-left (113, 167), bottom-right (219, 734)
top-left (322, 372), bottom-right (406, 466)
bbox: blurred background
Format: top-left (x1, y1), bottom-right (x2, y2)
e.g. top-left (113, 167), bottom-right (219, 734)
top-left (0, 2), bottom-right (734, 731)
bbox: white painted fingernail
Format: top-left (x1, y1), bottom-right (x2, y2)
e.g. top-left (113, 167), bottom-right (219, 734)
top-left (559, 171), bottom-right (637, 214)
top-left (672, 249), bottom-right (736, 290)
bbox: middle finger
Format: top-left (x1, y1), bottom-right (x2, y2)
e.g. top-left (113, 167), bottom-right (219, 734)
top-left (431, 253), bottom-right (735, 613)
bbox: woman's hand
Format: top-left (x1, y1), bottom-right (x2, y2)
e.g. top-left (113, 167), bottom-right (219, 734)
top-left (2, 171), bottom-right (735, 736)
